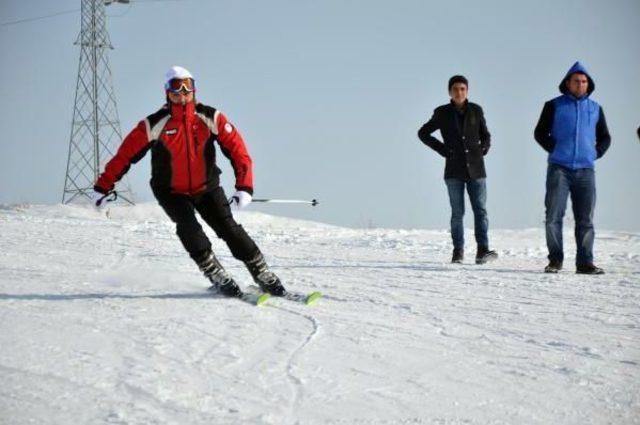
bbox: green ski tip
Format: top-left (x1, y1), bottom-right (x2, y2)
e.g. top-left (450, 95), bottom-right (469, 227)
top-left (305, 291), bottom-right (322, 305)
top-left (256, 293), bottom-right (271, 306)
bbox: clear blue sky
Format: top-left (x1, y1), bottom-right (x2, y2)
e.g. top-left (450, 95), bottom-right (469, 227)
top-left (1, 0), bottom-right (639, 231)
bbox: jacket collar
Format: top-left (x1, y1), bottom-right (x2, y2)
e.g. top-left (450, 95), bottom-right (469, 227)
top-left (169, 101), bottom-right (196, 121)
top-left (564, 93), bottom-right (589, 102)
top-left (449, 99), bottom-right (468, 111)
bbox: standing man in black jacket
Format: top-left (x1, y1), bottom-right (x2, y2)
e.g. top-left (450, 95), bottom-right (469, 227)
top-left (418, 75), bottom-right (498, 264)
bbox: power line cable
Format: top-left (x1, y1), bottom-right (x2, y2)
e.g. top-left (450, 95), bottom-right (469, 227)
top-left (2, 0), bottom-right (187, 26)
top-left (1, 8), bottom-right (80, 26)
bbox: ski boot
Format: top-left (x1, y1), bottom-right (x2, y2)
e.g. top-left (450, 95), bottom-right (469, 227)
top-left (245, 253), bottom-right (286, 296)
top-left (196, 251), bottom-right (242, 297)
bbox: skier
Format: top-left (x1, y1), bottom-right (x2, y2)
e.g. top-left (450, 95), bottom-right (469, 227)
top-left (94, 66), bottom-right (286, 297)
top-left (417, 75), bottom-right (498, 264)
top-left (534, 61), bottom-right (611, 274)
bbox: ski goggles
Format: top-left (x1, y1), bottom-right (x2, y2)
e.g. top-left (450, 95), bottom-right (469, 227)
top-left (165, 78), bottom-right (195, 94)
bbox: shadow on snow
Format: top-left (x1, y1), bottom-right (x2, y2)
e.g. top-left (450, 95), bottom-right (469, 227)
top-left (0, 292), bottom-right (217, 301)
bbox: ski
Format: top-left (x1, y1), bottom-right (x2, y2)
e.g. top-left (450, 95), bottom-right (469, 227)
top-left (241, 291), bottom-right (272, 306)
top-left (207, 286), bottom-right (271, 306)
top-left (248, 285), bottom-right (322, 305)
top-left (282, 290), bottom-right (323, 305)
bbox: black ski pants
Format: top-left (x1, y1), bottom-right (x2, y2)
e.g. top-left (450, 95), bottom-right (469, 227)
top-left (153, 187), bottom-right (259, 263)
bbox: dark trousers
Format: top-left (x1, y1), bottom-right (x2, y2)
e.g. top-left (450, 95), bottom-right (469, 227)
top-left (545, 163), bottom-right (596, 266)
top-left (153, 187), bottom-right (259, 263)
top-left (444, 177), bottom-right (489, 249)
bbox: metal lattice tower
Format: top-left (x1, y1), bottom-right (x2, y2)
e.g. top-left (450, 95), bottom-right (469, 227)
top-left (62, 0), bottom-right (134, 204)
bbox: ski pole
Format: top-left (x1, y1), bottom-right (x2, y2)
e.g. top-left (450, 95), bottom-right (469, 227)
top-left (95, 190), bottom-right (118, 207)
top-left (252, 198), bottom-right (319, 206)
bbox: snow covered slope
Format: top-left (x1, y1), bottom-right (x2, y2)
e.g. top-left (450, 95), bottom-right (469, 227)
top-left (1, 204), bottom-right (638, 425)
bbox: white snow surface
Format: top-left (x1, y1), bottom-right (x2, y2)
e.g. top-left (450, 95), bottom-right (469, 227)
top-left (0, 203), bottom-right (638, 425)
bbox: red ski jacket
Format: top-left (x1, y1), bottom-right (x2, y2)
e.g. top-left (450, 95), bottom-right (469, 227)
top-left (95, 101), bottom-right (253, 196)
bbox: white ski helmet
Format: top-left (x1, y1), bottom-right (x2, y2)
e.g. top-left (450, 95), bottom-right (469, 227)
top-left (164, 66), bottom-right (194, 90)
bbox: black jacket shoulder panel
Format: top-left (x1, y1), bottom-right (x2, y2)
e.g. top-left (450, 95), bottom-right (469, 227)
top-left (146, 105), bottom-right (171, 129)
top-left (195, 103), bottom-right (217, 119)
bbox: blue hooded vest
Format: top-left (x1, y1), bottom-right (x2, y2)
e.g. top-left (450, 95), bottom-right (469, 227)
top-left (549, 62), bottom-right (601, 169)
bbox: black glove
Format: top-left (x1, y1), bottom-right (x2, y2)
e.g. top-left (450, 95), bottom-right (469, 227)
top-left (94, 190), bottom-right (118, 207)
top-left (94, 184), bottom-right (110, 195)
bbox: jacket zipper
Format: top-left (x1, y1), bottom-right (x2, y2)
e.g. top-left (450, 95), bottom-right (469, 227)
top-left (572, 100), bottom-right (578, 168)
top-left (183, 107), bottom-right (193, 194)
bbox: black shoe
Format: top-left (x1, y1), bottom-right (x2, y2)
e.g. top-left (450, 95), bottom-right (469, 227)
top-left (197, 251), bottom-right (242, 297)
top-left (576, 263), bottom-right (605, 275)
top-left (475, 246), bottom-right (498, 265)
top-left (452, 248), bottom-right (464, 264)
top-left (544, 260), bottom-right (563, 273)
top-left (245, 253), bottom-right (286, 296)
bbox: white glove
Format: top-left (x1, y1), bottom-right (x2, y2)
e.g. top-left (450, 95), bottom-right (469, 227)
top-left (229, 190), bottom-right (252, 210)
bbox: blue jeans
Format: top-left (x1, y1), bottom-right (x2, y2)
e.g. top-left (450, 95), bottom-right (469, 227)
top-left (545, 163), bottom-right (596, 265)
top-left (445, 178), bottom-right (489, 249)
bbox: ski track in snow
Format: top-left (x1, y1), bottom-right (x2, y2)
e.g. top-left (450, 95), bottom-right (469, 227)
top-left (0, 203), bottom-right (639, 425)
top-left (266, 303), bottom-right (321, 425)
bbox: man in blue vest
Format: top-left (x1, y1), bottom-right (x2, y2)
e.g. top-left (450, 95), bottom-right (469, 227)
top-left (534, 62), bottom-right (611, 274)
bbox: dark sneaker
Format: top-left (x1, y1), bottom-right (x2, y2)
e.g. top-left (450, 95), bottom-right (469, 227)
top-left (197, 251), bottom-right (242, 297)
top-left (576, 264), bottom-right (605, 275)
top-left (475, 247), bottom-right (498, 265)
top-left (245, 253), bottom-right (286, 296)
top-left (544, 260), bottom-right (563, 273)
top-left (452, 248), bottom-right (464, 264)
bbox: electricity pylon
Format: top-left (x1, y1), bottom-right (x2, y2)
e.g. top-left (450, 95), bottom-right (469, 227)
top-left (62, 0), bottom-right (133, 204)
